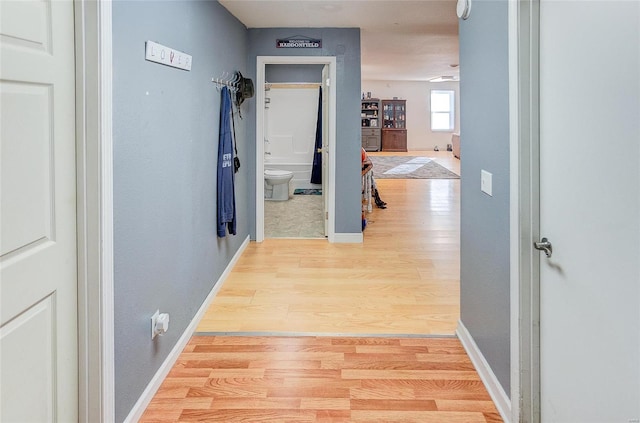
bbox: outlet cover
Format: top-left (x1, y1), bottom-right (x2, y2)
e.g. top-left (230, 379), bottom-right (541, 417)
top-left (151, 310), bottom-right (159, 339)
top-left (481, 170), bottom-right (493, 196)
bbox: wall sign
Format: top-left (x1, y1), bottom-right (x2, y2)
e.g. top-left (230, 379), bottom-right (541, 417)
top-left (276, 37), bottom-right (322, 49)
top-left (145, 41), bottom-right (192, 71)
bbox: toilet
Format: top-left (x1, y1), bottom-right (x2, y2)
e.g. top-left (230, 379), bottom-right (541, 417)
top-left (264, 169), bottom-right (293, 201)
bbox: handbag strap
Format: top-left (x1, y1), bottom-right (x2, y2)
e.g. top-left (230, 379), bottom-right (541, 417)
top-left (230, 90), bottom-right (238, 157)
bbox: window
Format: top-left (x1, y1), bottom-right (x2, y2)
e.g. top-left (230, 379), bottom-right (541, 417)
top-left (430, 90), bottom-right (455, 131)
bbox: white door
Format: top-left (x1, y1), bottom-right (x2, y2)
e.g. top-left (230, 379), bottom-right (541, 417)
top-left (321, 65), bottom-right (329, 236)
top-left (539, 1), bottom-right (640, 421)
top-left (0, 1), bottom-right (78, 421)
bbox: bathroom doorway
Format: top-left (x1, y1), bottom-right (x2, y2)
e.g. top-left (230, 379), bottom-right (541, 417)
top-left (264, 71), bottom-right (323, 238)
top-left (255, 56), bottom-right (336, 242)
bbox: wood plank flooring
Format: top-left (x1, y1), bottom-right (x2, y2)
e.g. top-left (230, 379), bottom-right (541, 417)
top-left (141, 152), bottom-right (504, 422)
top-left (197, 151), bottom-right (461, 335)
top-left (140, 336), bottom-right (502, 422)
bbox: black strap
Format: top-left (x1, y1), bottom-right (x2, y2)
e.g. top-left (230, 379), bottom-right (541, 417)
top-left (230, 90), bottom-right (240, 173)
top-left (230, 90), bottom-right (238, 156)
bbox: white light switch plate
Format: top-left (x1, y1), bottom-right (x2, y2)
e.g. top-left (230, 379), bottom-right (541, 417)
top-left (481, 170), bottom-right (493, 196)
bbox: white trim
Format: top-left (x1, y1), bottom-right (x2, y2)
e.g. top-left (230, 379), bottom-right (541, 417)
top-left (256, 56), bottom-right (337, 243)
top-left (75, 2), bottom-right (93, 421)
top-left (256, 61), bottom-right (266, 242)
top-left (457, 321), bottom-right (512, 423)
top-left (332, 232), bottom-right (363, 244)
top-left (75, 0), bottom-right (114, 421)
top-left (510, 1), bottom-right (541, 421)
top-left (123, 236), bottom-right (251, 423)
top-left (99, 0), bottom-right (115, 420)
top-left (507, 0), bottom-right (521, 422)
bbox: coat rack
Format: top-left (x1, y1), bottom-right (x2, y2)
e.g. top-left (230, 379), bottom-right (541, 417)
top-left (211, 71), bottom-right (239, 92)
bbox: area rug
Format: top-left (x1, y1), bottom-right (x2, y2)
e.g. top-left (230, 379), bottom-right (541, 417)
top-left (294, 188), bottom-right (322, 195)
top-left (369, 156), bottom-right (460, 179)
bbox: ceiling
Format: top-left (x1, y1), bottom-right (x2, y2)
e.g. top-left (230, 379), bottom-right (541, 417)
top-left (218, 0), bottom-right (460, 82)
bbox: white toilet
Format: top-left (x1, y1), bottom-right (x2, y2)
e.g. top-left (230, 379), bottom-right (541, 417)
top-left (264, 169), bottom-right (293, 201)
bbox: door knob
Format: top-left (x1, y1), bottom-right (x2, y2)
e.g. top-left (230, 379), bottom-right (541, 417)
top-left (534, 237), bottom-right (553, 258)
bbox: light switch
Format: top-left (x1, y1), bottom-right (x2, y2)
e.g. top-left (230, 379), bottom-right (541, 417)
top-left (481, 170), bottom-right (493, 196)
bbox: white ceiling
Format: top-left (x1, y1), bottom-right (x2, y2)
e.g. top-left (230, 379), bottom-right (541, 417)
top-left (218, 0), bottom-right (460, 82)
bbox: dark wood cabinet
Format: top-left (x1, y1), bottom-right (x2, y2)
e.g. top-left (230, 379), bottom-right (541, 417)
top-left (382, 129), bottom-right (408, 152)
top-left (381, 99), bottom-right (407, 152)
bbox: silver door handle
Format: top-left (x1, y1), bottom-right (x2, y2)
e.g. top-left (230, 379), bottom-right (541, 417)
top-left (534, 237), bottom-right (553, 258)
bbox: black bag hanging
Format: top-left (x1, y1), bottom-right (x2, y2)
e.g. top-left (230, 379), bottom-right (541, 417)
top-left (228, 70), bottom-right (253, 170)
top-left (231, 101), bottom-right (240, 173)
top-left (234, 71), bottom-right (255, 109)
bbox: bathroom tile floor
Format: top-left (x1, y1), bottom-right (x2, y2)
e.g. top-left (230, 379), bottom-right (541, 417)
top-left (264, 193), bottom-right (325, 238)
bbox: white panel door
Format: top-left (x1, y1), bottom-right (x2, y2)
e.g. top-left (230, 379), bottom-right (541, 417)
top-left (539, 1), bottom-right (640, 422)
top-left (0, 0), bottom-right (78, 421)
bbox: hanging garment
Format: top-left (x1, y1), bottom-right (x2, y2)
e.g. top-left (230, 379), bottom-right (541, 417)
top-left (217, 86), bottom-right (237, 237)
top-left (310, 86), bottom-right (323, 184)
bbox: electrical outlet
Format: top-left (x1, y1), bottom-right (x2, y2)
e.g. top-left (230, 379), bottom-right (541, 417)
top-left (151, 310), bottom-right (170, 339)
top-left (481, 170), bottom-right (493, 196)
top-left (151, 310), bottom-right (159, 339)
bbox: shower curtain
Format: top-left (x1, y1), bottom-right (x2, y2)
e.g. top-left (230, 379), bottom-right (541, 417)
top-left (310, 86), bottom-right (322, 184)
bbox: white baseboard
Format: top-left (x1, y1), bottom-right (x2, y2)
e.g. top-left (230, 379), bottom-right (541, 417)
top-left (331, 232), bottom-right (363, 243)
top-left (123, 236), bottom-right (250, 423)
top-left (457, 320), bottom-right (512, 423)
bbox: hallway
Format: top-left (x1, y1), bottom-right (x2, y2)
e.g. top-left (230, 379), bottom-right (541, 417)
top-left (197, 151), bottom-right (461, 335)
top-left (138, 152), bottom-right (505, 422)
top-left (141, 152), bottom-right (502, 423)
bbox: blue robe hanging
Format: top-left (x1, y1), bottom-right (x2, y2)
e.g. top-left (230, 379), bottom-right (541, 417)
top-left (217, 86), bottom-right (237, 237)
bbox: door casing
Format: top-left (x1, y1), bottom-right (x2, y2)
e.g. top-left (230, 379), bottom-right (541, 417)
top-left (74, 1), bottom-right (115, 421)
top-left (255, 56), bottom-right (337, 242)
top-left (76, 4), bottom-right (546, 421)
top-left (509, 1), bottom-right (540, 422)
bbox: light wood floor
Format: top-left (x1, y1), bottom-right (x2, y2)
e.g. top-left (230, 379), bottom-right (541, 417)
top-left (139, 152), bottom-right (502, 423)
top-left (140, 335), bottom-right (502, 423)
top-left (197, 151), bottom-right (460, 335)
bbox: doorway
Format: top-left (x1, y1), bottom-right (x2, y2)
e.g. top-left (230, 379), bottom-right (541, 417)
top-left (255, 56), bottom-right (336, 242)
top-left (263, 65), bottom-right (324, 238)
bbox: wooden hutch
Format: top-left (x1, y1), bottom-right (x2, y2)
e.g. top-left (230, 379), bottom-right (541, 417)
top-left (381, 99), bottom-right (407, 152)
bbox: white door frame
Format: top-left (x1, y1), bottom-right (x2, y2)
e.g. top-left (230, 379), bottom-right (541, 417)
top-left (74, 1), bottom-right (114, 421)
top-left (74, 6), bottom-right (541, 420)
top-left (255, 56), bottom-right (337, 242)
top-left (509, 1), bottom-right (540, 422)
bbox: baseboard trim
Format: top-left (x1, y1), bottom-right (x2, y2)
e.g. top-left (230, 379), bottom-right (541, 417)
top-left (123, 236), bottom-right (250, 423)
top-left (457, 320), bottom-right (512, 423)
top-left (331, 232), bottom-right (363, 243)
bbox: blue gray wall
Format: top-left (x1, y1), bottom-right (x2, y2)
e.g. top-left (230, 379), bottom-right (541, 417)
top-left (112, 2), bottom-right (248, 420)
top-left (266, 64), bottom-right (324, 83)
top-left (247, 28), bottom-right (362, 236)
top-left (459, 0), bottom-right (511, 395)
